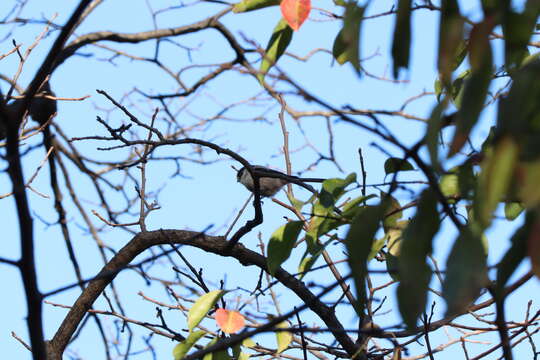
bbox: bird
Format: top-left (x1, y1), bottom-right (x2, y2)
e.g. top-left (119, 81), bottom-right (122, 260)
top-left (28, 81), bottom-right (57, 125)
top-left (236, 165), bottom-right (325, 197)
top-left (0, 82), bottom-right (56, 140)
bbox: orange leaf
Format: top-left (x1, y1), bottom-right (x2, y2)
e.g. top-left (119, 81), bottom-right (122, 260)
top-left (280, 0), bottom-right (311, 31)
top-left (215, 308), bottom-right (246, 334)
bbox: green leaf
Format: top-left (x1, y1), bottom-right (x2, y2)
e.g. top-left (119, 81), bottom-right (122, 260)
top-left (449, 19), bottom-right (494, 156)
top-left (521, 51), bottom-right (540, 67)
top-left (505, 202), bottom-right (524, 220)
top-left (474, 136), bottom-right (519, 228)
top-left (426, 99), bottom-right (448, 172)
top-left (437, 0), bottom-right (464, 83)
top-left (496, 215), bottom-right (531, 296)
top-left (439, 162), bottom-right (475, 202)
top-left (276, 321), bottom-right (292, 353)
top-left (382, 192), bottom-right (402, 229)
top-left (434, 78), bottom-right (443, 101)
top-left (383, 157), bottom-right (414, 175)
top-left (443, 227), bottom-right (487, 316)
top-left (451, 40), bottom-right (469, 72)
top-left (386, 222), bottom-right (406, 256)
top-left (298, 236), bottom-right (336, 278)
top-left (391, 0), bottom-right (412, 78)
top-left (232, 345), bottom-right (240, 359)
top-left (457, 161), bottom-right (475, 198)
top-left (232, 0), bottom-right (279, 13)
top-left (319, 173), bottom-right (356, 209)
top-left (386, 252), bottom-right (400, 281)
top-left (501, 1), bottom-right (540, 70)
top-left (384, 223), bottom-right (406, 281)
top-left (450, 69), bottom-right (471, 108)
top-left (237, 352), bottom-right (250, 360)
top-left (287, 193), bottom-right (308, 212)
top-left (232, 344), bottom-right (251, 360)
top-left (345, 205), bottom-right (385, 313)
top-left (497, 59), bottom-right (540, 135)
top-left (202, 338), bottom-right (231, 360)
top-left (305, 215), bottom-right (328, 254)
top-left (439, 171), bottom-right (458, 199)
top-left (434, 71), bottom-right (469, 109)
top-left (267, 221), bottom-right (304, 275)
top-left (298, 253), bottom-right (316, 278)
top-left (188, 290), bottom-right (225, 331)
top-left (316, 217), bottom-right (346, 238)
top-left (449, 70), bottom-right (492, 155)
top-left (258, 19), bottom-right (293, 83)
top-left (397, 189), bottom-right (440, 328)
top-left (242, 337), bottom-right (256, 348)
top-left (306, 174), bottom-right (355, 251)
top-left (332, 2), bottom-right (365, 74)
top-left (342, 194), bottom-right (377, 219)
top-left (468, 18), bottom-right (495, 67)
top-left (368, 235), bottom-right (387, 261)
top-left (173, 330), bottom-right (206, 360)
top-left (517, 161), bottom-right (540, 208)
top-left (496, 59), bottom-right (540, 160)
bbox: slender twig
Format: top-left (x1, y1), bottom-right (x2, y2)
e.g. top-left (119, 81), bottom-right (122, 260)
top-left (295, 308), bottom-right (308, 360)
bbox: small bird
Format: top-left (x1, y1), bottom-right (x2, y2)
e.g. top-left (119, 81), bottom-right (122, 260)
top-left (236, 165), bottom-right (325, 197)
top-left (0, 82), bottom-right (56, 140)
top-left (28, 82), bottom-right (57, 125)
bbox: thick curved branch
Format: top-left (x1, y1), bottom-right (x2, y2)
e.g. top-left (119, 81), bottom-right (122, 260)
top-left (48, 229), bottom-right (357, 359)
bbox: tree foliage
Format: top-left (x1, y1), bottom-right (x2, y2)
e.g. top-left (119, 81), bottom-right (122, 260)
top-left (0, 1), bottom-right (539, 360)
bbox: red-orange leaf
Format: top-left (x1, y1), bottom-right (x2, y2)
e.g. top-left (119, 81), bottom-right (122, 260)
top-left (215, 308), bottom-right (246, 334)
top-left (280, 0), bottom-right (310, 31)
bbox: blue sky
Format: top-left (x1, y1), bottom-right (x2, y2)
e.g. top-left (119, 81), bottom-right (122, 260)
top-left (0, 0), bottom-right (538, 359)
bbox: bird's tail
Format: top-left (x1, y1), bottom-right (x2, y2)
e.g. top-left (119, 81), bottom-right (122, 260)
top-left (298, 177), bottom-right (325, 183)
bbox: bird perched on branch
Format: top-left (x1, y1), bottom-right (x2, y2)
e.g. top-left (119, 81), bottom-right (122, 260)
top-left (28, 81), bottom-right (57, 126)
top-left (0, 82), bottom-right (57, 140)
top-left (236, 165), bottom-right (325, 197)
